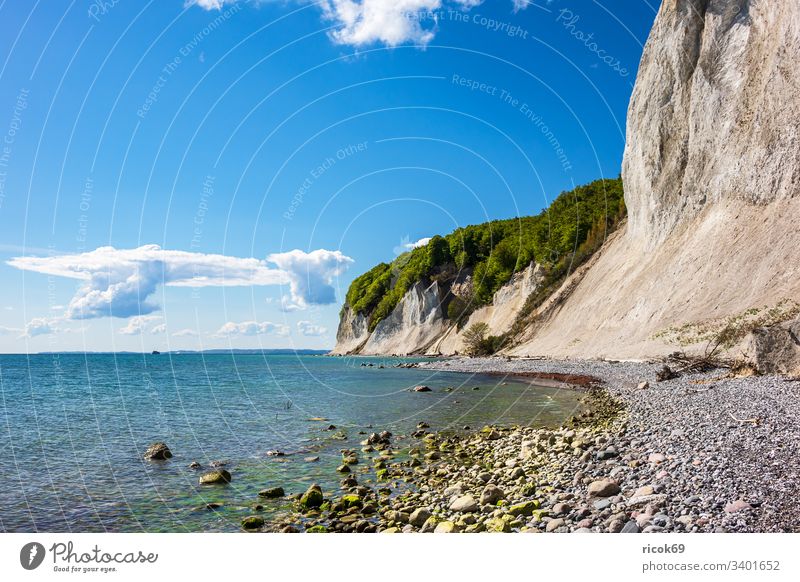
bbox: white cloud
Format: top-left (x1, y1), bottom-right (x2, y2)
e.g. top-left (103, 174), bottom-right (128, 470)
top-left (7, 245), bottom-right (352, 320)
top-left (23, 318), bottom-right (56, 337)
top-left (187, 0), bottom-right (230, 9)
top-left (188, 1), bottom-right (529, 47)
top-left (408, 236), bottom-right (432, 249)
top-left (267, 249), bottom-right (354, 311)
top-left (215, 321), bottom-right (290, 337)
top-left (119, 315), bottom-right (163, 335)
top-left (172, 328), bottom-right (199, 337)
top-left (297, 320), bottom-right (328, 337)
top-left (0, 326), bottom-right (21, 335)
top-left (394, 236), bottom-right (431, 255)
top-left (321, 0), bottom-right (441, 47)
top-left (151, 323), bottom-right (167, 334)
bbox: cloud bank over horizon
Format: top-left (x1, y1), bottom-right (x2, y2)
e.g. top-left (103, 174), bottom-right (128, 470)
top-left (7, 245), bottom-right (353, 322)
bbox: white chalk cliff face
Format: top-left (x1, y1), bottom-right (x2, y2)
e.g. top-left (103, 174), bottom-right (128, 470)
top-left (509, 0), bottom-right (800, 359)
top-left (429, 263), bottom-right (542, 355)
top-left (360, 281), bottom-right (448, 356)
top-left (625, 0), bottom-right (800, 247)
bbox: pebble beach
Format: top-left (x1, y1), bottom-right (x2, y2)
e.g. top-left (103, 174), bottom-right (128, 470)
top-left (266, 357), bottom-right (800, 533)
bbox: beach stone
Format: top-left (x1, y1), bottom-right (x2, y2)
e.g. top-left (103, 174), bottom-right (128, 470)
top-left (413, 385), bottom-right (432, 392)
top-left (143, 442), bottom-right (172, 460)
top-left (300, 484), bottom-right (324, 509)
top-left (508, 501), bottom-right (539, 517)
top-left (381, 527), bottom-right (400, 533)
top-left (199, 469), bottom-right (231, 485)
top-left (420, 516), bottom-right (441, 533)
top-left (621, 521), bottom-right (641, 533)
top-left (241, 516), bottom-right (264, 530)
top-left (648, 453), bottom-right (667, 464)
top-left (546, 518), bottom-right (565, 532)
top-left (626, 494), bottom-right (668, 509)
top-left (552, 502), bottom-right (572, 515)
top-left (607, 519), bottom-right (625, 533)
top-left (450, 495), bottom-right (479, 513)
top-left (593, 498), bottom-right (612, 511)
top-left (258, 487), bottom-right (285, 498)
top-left (633, 485), bottom-right (655, 497)
top-left (485, 517), bottom-right (511, 532)
top-left (655, 365), bottom-right (677, 382)
top-left (485, 429), bottom-right (502, 441)
top-left (304, 456), bottom-right (320, 462)
top-left (341, 494), bottom-right (362, 509)
top-left (409, 508), bottom-right (432, 527)
top-left (188, 461), bottom-right (201, 469)
top-left (588, 479), bottom-right (620, 497)
top-left (434, 521), bottom-right (458, 533)
top-left (444, 484), bottom-right (464, 497)
top-left (480, 484), bottom-right (505, 505)
top-left (724, 500), bottom-right (751, 513)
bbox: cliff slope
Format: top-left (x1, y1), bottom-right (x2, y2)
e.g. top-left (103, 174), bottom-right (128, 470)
top-left (509, 0), bottom-right (800, 359)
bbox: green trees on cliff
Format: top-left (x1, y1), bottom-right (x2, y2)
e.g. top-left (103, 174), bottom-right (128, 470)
top-left (345, 177), bottom-right (626, 331)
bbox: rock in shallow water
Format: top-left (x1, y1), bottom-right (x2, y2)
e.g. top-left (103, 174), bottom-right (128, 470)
top-left (199, 470), bottom-right (231, 485)
top-left (258, 487), bottom-right (285, 499)
top-left (143, 442), bottom-right (172, 460)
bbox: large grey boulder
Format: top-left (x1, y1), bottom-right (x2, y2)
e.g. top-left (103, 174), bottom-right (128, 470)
top-left (745, 317), bottom-right (800, 375)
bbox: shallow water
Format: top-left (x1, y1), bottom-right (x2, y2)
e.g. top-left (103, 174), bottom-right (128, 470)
top-left (0, 353), bottom-right (584, 532)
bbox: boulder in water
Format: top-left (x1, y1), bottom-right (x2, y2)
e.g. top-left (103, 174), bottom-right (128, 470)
top-left (199, 469), bottom-right (231, 485)
top-left (143, 442), bottom-right (172, 461)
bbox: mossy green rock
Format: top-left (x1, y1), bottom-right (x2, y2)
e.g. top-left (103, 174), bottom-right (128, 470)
top-left (258, 487), bottom-right (285, 498)
top-left (341, 494), bottom-right (362, 509)
top-left (381, 527), bottom-right (400, 533)
top-left (306, 525), bottom-right (327, 533)
top-left (530, 509), bottom-right (550, 521)
top-left (508, 500), bottom-right (540, 517)
top-left (300, 484), bottom-right (324, 509)
top-left (199, 469), bottom-right (231, 485)
top-left (485, 517), bottom-right (512, 532)
top-left (376, 469), bottom-right (389, 481)
top-left (242, 516), bottom-right (265, 530)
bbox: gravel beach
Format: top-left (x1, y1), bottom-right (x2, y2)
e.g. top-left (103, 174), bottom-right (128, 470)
top-left (271, 357), bottom-right (800, 533)
top-left (404, 357), bottom-right (800, 533)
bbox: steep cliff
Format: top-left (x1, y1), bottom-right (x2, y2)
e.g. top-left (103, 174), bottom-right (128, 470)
top-left (624, 0), bottom-right (800, 247)
top-left (508, 0), bottom-right (800, 360)
top-left (429, 262), bottom-right (543, 355)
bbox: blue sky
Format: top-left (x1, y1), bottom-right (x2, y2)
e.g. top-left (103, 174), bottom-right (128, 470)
top-left (0, 0), bottom-right (657, 352)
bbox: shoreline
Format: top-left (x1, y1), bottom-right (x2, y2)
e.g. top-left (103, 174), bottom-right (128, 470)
top-left (266, 356), bottom-right (800, 533)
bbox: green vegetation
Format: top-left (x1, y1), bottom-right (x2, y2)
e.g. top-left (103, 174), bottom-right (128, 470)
top-left (462, 322), bottom-right (507, 356)
top-left (344, 177), bottom-right (625, 333)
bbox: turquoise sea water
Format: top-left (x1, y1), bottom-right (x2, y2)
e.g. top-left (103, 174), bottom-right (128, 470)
top-left (0, 353), bottom-right (583, 532)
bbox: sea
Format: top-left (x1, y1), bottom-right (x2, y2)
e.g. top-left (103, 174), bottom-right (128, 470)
top-left (0, 353), bottom-right (584, 532)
